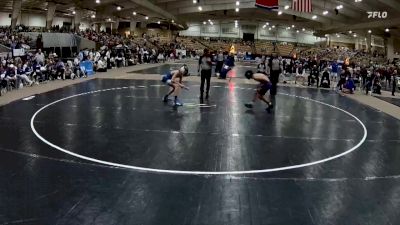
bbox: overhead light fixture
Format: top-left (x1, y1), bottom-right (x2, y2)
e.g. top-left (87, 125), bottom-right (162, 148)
top-left (325, 34), bottom-right (328, 37)
top-left (287, 27), bottom-right (291, 30)
top-left (323, 10), bottom-right (328, 15)
top-left (302, 28), bottom-right (305, 31)
top-left (116, 6), bottom-right (121, 11)
top-left (145, 16), bottom-right (149, 20)
top-left (262, 25), bottom-right (266, 28)
top-left (157, 21), bottom-right (160, 24)
top-left (337, 35), bottom-right (340, 38)
top-left (133, 12), bottom-right (136, 15)
top-left (268, 27), bottom-right (271, 30)
top-left (296, 30), bottom-right (299, 33)
top-left (235, 8), bottom-right (239, 12)
top-left (266, 22), bottom-right (269, 25)
top-left (203, 21), bottom-right (206, 25)
top-left (348, 30), bottom-right (352, 34)
top-left (353, 34), bottom-right (357, 37)
top-left (72, 11), bottom-right (76, 15)
top-left (107, 18), bottom-right (111, 21)
top-left (272, 25), bottom-right (275, 28)
top-left (355, 0), bottom-right (362, 2)
top-left (278, 11), bottom-right (283, 15)
top-left (336, 5), bottom-right (343, 9)
top-left (172, 20), bottom-right (174, 23)
top-left (95, 0), bottom-right (100, 3)
top-left (236, 1), bottom-right (240, 6)
top-left (91, 14), bottom-right (95, 18)
top-left (368, 30), bottom-right (372, 33)
top-left (193, 0), bottom-right (197, 3)
top-left (385, 28), bottom-right (390, 32)
top-left (198, 6), bottom-right (202, 11)
top-left (284, 5), bottom-right (290, 10)
top-left (291, 24), bottom-right (295, 28)
top-left (312, 15), bottom-right (317, 19)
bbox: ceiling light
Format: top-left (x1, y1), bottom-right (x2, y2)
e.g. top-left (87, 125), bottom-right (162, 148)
top-left (72, 11), bottom-right (76, 15)
top-left (193, 0), bottom-right (197, 3)
top-left (145, 16), bottom-right (149, 20)
top-left (133, 11), bottom-right (136, 15)
top-left (272, 25), bottom-right (275, 28)
top-left (323, 10), bottom-right (328, 15)
top-left (95, 0), bottom-right (100, 3)
top-left (172, 20), bottom-right (174, 23)
top-left (262, 25), bottom-right (266, 28)
top-left (355, 0), bottom-right (362, 2)
top-left (284, 5), bottom-right (289, 10)
top-left (385, 28), bottom-right (390, 32)
top-left (107, 18), bottom-right (111, 21)
top-left (288, 27), bottom-right (291, 30)
top-left (312, 15), bottom-right (317, 19)
top-left (236, 1), bottom-right (240, 6)
top-left (198, 6), bottom-right (202, 11)
top-left (368, 30), bottom-right (372, 33)
top-left (268, 27), bottom-right (271, 30)
top-left (336, 5), bottom-right (343, 9)
top-left (203, 21), bottom-right (206, 25)
top-left (278, 11), bottom-right (283, 15)
top-left (91, 14), bottom-right (95, 18)
top-left (292, 24), bottom-right (295, 28)
top-left (302, 28), bottom-right (305, 31)
top-left (296, 30), bottom-right (299, 33)
top-left (235, 8), bottom-right (239, 12)
top-left (325, 34), bottom-right (328, 37)
top-left (157, 21), bottom-right (160, 24)
top-left (116, 6), bottom-right (121, 11)
top-left (353, 34), bottom-right (357, 37)
top-left (348, 30), bottom-right (352, 34)
top-left (337, 35), bottom-right (340, 38)
top-left (266, 22), bottom-right (269, 25)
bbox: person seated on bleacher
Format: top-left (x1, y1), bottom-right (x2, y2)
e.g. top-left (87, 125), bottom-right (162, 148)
top-left (3, 64), bottom-right (17, 88)
top-left (308, 65), bottom-right (320, 87)
top-left (320, 68), bottom-right (331, 88)
top-left (96, 58), bottom-right (107, 72)
top-left (342, 76), bottom-right (356, 94)
top-left (32, 61), bottom-right (44, 83)
top-left (257, 59), bottom-right (268, 75)
top-left (16, 64), bottom-right (33, 86)
top-left (55, 59), bottom-right (65, 80)
top-left (64, 62), bottom-right (75, 80)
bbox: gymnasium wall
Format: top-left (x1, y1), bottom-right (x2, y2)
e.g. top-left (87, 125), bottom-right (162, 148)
top-left (179, 22), bottom-right (326, 45)
top-left (0, 12), bottom-right (73, 28)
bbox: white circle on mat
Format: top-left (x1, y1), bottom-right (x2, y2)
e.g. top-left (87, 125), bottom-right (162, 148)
top-left (30, 86), bottom-right (367, 175)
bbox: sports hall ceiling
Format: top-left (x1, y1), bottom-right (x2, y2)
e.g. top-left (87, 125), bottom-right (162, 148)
top-left (1, 0), bottom-right (400, 36)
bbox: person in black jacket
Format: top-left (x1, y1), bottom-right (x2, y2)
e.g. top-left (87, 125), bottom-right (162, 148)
top-left (392, 70), bottom-right (397, 96)
top-left (308, 65), bottom-right (320, 87)
top-left (198, 49), bottom-right (212, 100)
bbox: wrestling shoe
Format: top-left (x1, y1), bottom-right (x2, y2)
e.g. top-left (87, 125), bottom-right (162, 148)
top-left (244, 103), bottom-right (253, 108)
top-left (162, 95), bottom-right (169, 102)
top-left (174, 99), bottom-right (183, 106)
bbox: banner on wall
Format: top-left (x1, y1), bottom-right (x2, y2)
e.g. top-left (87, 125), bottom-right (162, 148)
top-left (175, 49), bottom-right (187, 57)
top-left (255, 0), bottom-right (279, 10)
top-left (12, 48), bottom-right (25, 57)
top-left (80, 61), bottom-right (94, 76)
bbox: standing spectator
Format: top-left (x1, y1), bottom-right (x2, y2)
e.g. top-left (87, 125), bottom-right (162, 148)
top-left (392, 70), bottom-right (397, 96)
top-left (35, 49), bottom-right (45, 64)
top-left (198, 48), bottom-right (212, 100)
top-left (269, 54), bottom-right (281, 96)
top-left (215, 50), bottom-right (224, 76)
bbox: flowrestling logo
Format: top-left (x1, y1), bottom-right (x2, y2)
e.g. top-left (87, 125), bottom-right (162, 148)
top-left (367, 11), bottom-right (388, 19)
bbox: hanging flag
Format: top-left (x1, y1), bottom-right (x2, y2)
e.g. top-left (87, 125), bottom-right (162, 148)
top-left (255, 0), bottom-right (279, 10)
top-left (292, 0), bottom-right (312, 13)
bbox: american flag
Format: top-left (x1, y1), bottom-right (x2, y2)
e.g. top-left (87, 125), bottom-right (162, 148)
top-left (292, 0), bottom-right (313, 13)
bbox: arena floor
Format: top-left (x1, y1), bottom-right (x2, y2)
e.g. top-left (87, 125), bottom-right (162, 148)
top-left (1, 65), bottom-right (400, 224)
